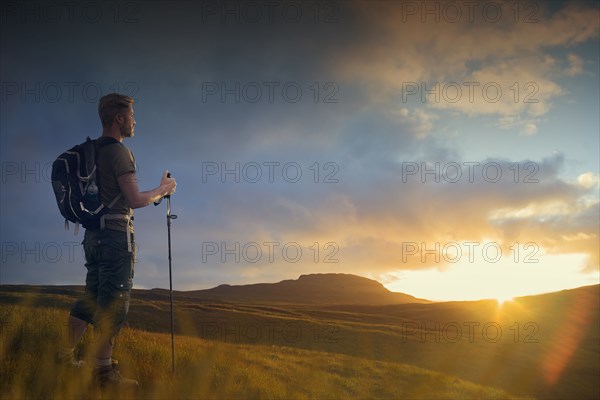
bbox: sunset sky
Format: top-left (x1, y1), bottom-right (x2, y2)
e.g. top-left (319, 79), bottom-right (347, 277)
top-left (1, 0), bottom-right (599, 301)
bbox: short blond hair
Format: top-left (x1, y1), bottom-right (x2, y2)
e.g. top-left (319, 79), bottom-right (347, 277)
top-left (98, 93), bottom-right (134, 128)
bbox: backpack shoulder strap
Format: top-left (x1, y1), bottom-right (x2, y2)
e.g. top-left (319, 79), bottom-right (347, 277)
top-left (83, 137), bottom-right (97, 181)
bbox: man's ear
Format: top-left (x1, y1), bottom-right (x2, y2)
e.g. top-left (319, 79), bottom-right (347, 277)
top-left (114, 113), bottom-right (124, 125)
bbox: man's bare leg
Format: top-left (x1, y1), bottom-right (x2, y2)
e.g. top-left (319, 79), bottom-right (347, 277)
top-left (66, 315), bottom-right (88, 347)
top-left (56, 315), bottom-right (88, 366)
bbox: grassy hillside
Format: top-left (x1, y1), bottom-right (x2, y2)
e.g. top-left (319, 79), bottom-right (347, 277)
top-left (1, 283), bottom-right (598, 399)
top-left (0, 304), bottom-right (526, 400)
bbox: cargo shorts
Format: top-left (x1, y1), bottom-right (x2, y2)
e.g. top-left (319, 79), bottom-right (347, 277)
top-left (70, 228), bottom-right (135, 345)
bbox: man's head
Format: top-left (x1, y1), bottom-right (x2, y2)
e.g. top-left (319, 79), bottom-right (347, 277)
top-left (98, 93), bottom-right (136, 138)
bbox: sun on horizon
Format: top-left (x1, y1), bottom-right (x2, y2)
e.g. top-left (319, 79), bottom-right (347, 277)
top-left (495, 295), bottom-right (514, 306)
top-left (383, 250), bottom-right (598, 302)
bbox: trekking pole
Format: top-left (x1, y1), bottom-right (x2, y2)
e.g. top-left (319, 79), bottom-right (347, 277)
top-left (166, 195), bottom-right (176, 373)
top-left (155, 173), bottom-right (177, 373)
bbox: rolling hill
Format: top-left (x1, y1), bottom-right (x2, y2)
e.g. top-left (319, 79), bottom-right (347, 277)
top-left (184, 273), bottom-right (430, 305)
top-left (0, 304), bottom-right (528, 400)
top-left (0, 276), bottom-right (598, 399)
top-left (0, 273), bottom-right (428, 307)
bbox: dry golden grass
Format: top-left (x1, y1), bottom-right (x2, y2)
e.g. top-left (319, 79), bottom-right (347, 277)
top-left (2, 284), bottom-right (598, 399)
top-left (0, 304), bottom-right (529, 400)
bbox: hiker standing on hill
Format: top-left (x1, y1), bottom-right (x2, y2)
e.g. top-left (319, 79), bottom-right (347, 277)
top-left (56, 93), bottom-right (177, 388)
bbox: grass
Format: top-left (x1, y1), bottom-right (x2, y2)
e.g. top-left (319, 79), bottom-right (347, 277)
top-left (0, 304), bottom-right (528, 400)
top-left (2, 284), bottom-right (598, 399)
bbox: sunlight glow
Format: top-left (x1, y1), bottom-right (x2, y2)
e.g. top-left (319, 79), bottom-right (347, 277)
top-left (385, 249), bottom-right (597, 301)
top-left (495, 296), bottom-right (514, 306)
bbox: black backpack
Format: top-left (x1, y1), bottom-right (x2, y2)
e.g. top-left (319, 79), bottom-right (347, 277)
top-left (51, 137), bottom-right (121, 232)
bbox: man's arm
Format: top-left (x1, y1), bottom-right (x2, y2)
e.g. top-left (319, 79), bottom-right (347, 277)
top-left (118, 170), bottom-right (177, 209)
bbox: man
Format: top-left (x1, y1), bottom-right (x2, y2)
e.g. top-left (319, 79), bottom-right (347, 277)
top-left (56, 93), bottom-right (177, 388)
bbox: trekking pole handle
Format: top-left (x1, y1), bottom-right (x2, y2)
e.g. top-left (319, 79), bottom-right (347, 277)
top-left (154, 172), bottom-right (173, 206)
top-left (166, 192), bottom-right (178, 220)
top-left (165, 172), bottom-right (172, 200)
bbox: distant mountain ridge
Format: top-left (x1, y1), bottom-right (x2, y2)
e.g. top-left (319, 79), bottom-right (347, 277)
top-left (0, 274), bottom-right (430, 305)
top-left (186, 273), bottom-right (430, 305)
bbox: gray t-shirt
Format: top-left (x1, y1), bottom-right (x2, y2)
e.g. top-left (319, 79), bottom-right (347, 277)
top-left (95, 136), bottom-right (136, 232)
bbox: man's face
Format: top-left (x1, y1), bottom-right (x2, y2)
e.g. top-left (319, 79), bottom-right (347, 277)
top-left (119, 107), bottom-right (136, 138)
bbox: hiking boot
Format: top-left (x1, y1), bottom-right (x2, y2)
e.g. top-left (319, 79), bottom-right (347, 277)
top-left (94, 363), bottom-right (139, 389)
top-left (55, 351), bottom-right (86, 369)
